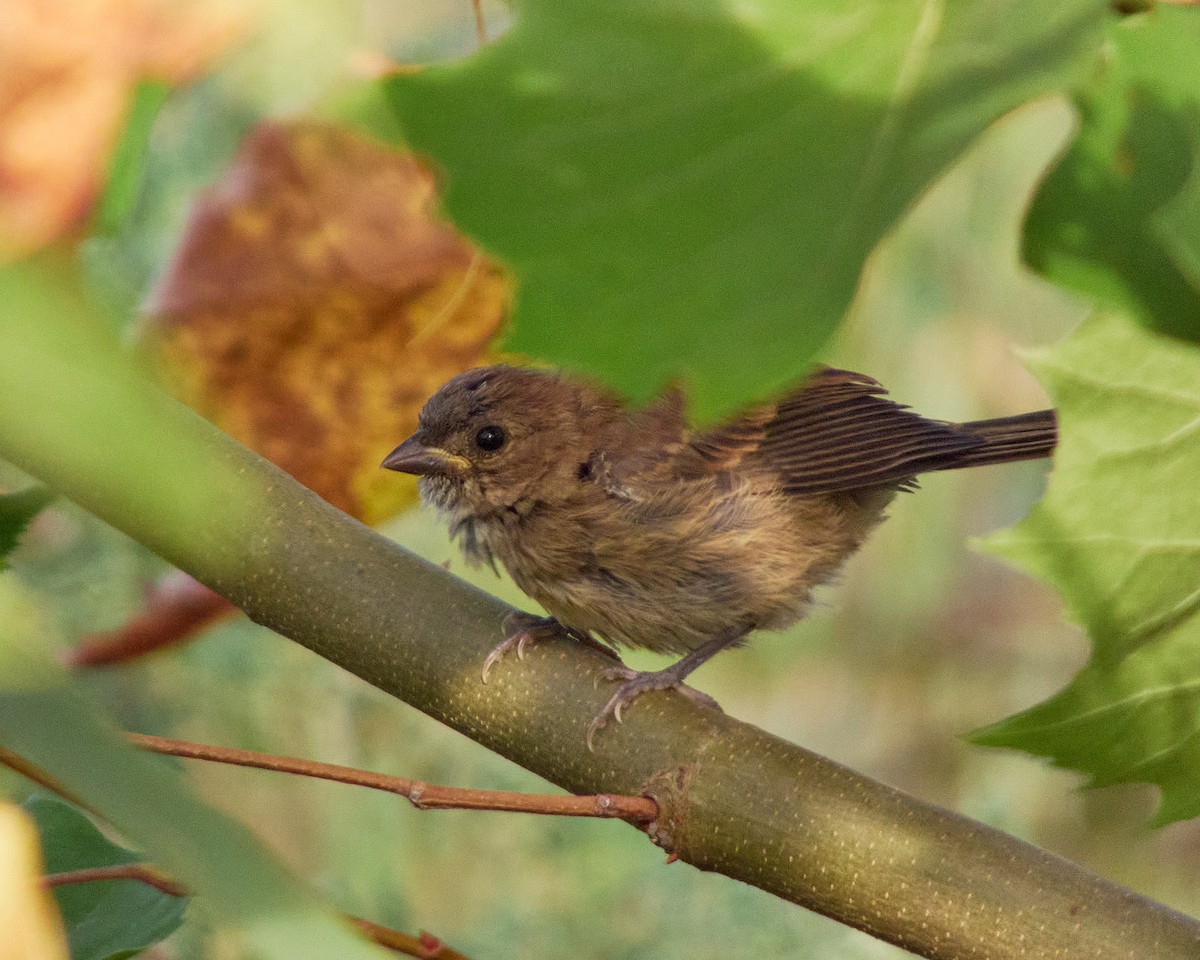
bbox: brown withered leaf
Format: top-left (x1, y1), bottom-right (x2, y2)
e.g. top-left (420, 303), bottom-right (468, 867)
top-left (0, 0), bottom-right (245, 261)
top-left (67, 570), bottom-right (236, 668)
top-left (143, 121), bottom-right (508, 525)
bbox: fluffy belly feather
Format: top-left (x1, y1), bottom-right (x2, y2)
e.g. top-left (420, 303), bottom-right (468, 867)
top-left (463, 481), bottom-right (888, 655)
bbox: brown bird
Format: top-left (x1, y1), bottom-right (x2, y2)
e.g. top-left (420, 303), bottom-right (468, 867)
top-left (382, 365), bottom-right (1056, 746)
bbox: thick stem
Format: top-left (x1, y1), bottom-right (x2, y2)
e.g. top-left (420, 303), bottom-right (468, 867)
top-left (1, 300), bottom-right (1197, 958)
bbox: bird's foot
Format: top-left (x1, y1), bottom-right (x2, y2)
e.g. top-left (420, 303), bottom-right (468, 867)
top-left (586, 665), bottom-right (723, 751)
top-left (482, 612), bottom-right (618, 683)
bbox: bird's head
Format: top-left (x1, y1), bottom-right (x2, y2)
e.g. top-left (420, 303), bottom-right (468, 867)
top-left (382, 365), bottom-right (620, 515)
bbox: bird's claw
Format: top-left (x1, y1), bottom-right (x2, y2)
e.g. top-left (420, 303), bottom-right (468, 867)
top-left (482, 629), bottom-right (542, 683)
top-left (481, 636), bottom-right (522, 683)
top-left (484, 612), bottom-right (611, 683)
top-left (585, 717), bottom-right (608, 753)
top-left (585, 668), bottom-right (724, 751)
top-left (583, 667), bottom-right (636, 750)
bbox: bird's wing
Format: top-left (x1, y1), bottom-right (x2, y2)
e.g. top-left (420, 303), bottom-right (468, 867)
top-left (681, 367), bottom-right (984, 494)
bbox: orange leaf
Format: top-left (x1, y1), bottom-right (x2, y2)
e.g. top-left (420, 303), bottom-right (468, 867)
top-left (144, 121), bottom-right (508, 524)
top-left (0, 0), bottom-right (245, 260)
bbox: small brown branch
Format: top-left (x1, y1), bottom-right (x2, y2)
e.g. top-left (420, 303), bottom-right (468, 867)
top-left (44, 864), bottom-right (187, 898)
top-left (0, 746), bottom-right (87, 809)
top-left (127, 732), bottom-right (658, 822)
top-left (7, 744), bottom-right (475, 959)
top-left (471, 0), bottom-right (487, 44)
top-left (350, 918), bottom-right (472, 960)
top-left (9, 738), bottom-right (620, 957)
top-left (44, 864), bottom-right (470, 959)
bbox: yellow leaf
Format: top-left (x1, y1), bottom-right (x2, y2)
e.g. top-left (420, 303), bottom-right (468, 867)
top-left (0, 804), bottom-right (69, 960)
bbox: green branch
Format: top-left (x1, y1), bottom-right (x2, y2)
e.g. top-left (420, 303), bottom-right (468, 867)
top-left (2, 270), bottom-right (1198, 959)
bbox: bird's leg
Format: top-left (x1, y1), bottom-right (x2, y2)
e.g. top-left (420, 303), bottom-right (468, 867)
top-left (482, 611), bottom-right (619, 683)
top-left (586, 628), bottom-right (745, 750)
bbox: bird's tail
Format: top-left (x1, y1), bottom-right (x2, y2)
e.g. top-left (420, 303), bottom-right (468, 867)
top-left (943, 409), bottom-right (1058, 471)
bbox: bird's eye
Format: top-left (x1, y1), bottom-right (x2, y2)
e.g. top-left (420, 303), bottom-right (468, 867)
top-left (474, 425), bottom-right (506, 452)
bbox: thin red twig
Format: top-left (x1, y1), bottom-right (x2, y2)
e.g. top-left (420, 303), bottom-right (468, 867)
top-left (350, 918), bottom-right (473, 960)
top-left (127, 732), bottom-right (658, 822)
top-left (44, 864), bottom-right (187, 898)
top-left (0, 747), bottom-right (86, 809)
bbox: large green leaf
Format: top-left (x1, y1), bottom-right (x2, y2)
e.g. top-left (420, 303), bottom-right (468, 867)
top-left (977, 313), bottom-right (1200, 824)
top-left (26, 795), bottom-right (187, 960)
top-left (387, 0), bottom-right (1105, 415)
top-left (1024, 6), bottom-right (1200, 341)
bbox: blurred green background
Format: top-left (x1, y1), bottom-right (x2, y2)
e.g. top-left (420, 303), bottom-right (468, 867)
top-left (5, 1), bottom-right (1199, 958)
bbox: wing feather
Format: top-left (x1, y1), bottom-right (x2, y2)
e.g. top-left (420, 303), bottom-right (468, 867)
top-left (604, 366), bottom-right (1052, 497)
top-left (683, 367), bottom-right (983, 494)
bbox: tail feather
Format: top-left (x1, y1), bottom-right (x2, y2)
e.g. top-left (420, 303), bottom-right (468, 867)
top-left (942, 409), bottom-right (1058, 471)
top-left (714, 366), bottom-right (1059, 495)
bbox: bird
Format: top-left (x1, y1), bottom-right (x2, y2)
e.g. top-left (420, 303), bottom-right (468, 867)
top-left (381, 364), bottom-right (1056, 747)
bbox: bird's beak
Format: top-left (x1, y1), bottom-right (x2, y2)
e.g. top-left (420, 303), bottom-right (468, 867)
top-left (381, 435), bottom-right (468, 477)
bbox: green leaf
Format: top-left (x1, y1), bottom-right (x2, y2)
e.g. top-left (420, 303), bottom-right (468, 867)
top-left (25, 795), bottom-right (187, 960)
top-left (0, 486), bottom-right (54, 570)
top-left (1024, 6), bottom-right (1200, 342)
top-left (386, 0), bottom-right (1105, 416)
top-left (977, 313), bottom-right (1200, 824)
top-left (93, 80), bottom-right (171, 237)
